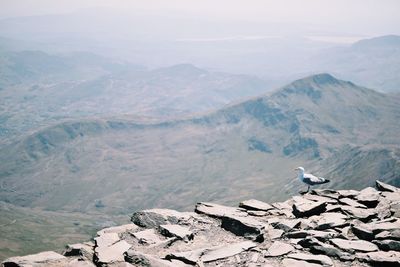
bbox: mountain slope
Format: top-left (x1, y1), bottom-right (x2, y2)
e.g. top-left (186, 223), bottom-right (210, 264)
top-left (1, 74), bottom-right (399, 215)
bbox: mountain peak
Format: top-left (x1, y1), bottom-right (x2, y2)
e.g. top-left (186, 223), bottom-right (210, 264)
top-left (301, 73), bottom-right (340, 86)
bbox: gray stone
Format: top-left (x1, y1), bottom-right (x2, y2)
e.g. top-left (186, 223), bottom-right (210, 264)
top-left (337, 189), bottom-right (360, 198)
top-left (356, 187), bottom-right (380, 208)
top-left (247, 210), bottom-right (268, 216)
top-left (195, 202), bottom-right (246, 218)
top-left (95, 240), bottom-right (131, 265)
top-left (2, 251), bottom-right (66, 267)
top-left (330, 238), bottom-right (378, 253)
top-left (351, 223), bottom-right (374, 241)
top-left (373, 239), bottom-right (400, 251)
top-left (239, 199), bottom-right (274, 211)
top-left (287, 252), bottom-right (333, 266)
top-left (159, 224), bottom-right (193, 241)
top-left (132, 229), bottom-right (163, 245)
top-left (338, 197), bottom-right (367, 208)
top-left (311, 189), bottom-right (340, 200)
top-left (376, 180), bottom-right (399, 193)
top-left (282, 258), bottom-right (322, 267)
top-left (266, 241), bottom-right (294, 257)
top-left (221, 214), bottom-right (265, 240)
top-left (97, 224), bottom-right (139, 236)
top-left (357, 251), bottom-right (400, 265)
top-left (125, 250), bottom-right (179, 267)
top-left (95, 232), bottom-right (120, 248)
top-left (66, 259), bottom-right (96, 267)
top-left (340, 206), bottom-right (376, 221)
top-left (131, 209), bottom-right (191, 228)
top-left (292, 201), bottom-right (326, 218)
top-left (271, 219), bottom-right (301, 232)
top-left (63, 242), bottom-right (94, 261)
top-left (315, 212), bottom-right (347, 230)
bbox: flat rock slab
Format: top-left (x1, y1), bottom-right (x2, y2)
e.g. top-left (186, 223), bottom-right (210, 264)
top-left (125, 250), bottom-right (185, 267)
top-left (330, 238), bottom-right (378, 253)
top-left (159, 224), bottom-right (194, 241)
top-left (95, 232), bottom-right (120, 248)
top-left (131, 209), bottom-right (191, 228)
top-left (356, 187), bottom-right (380, 208)
top-left (337, 189), bottom-right (360, 198)
top-left (266, 241), bottom-right (294, 257)
top-left (195, 202), bottom-right (246, 218)
top-left (166, 241), bottom-right (256, 264)
top-left (66, 259), bottom-right (96, 267)
top-left (2, 251), bottom-right (66, 267)
top-left (292, 201), bottom-right (327, 218)
top-left (282, 258), bottom-right (323, 267)
top-left (357, 251), bottom-right (400, 265)
top-left (239, 199), bottom-right (274, 211)
top-left (95, 240), bottom-right (131, 265)
top-left (315, 212), bottom-right (347, 230)
top-left (97, 224), bottom-right (139, 236)
top-left (340, 206), bottom-right (376, 221)
top-left (132, 229), bottom-right (163, 245)
top-left (63, 242), bottom-right (94, 261)
top-left (287, 252), bottom-right (333, 266)
top-left (339, 198), bottom-right (367, 208)
top-left (376, 180), bottom-right (399, 193)
top-left (373, 239), bottom-right (400, 251)
top-left (220, 214), bottom-right (265, 239)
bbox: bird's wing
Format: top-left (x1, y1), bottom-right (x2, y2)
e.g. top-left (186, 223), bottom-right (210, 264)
top-left (303, 173), bottom-right (326, 184)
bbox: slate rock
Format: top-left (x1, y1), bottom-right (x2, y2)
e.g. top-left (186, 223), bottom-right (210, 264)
top-left (159, 224), bottom-right (194, 241)
top-left (239, 199), bottom-right (274, 211)
top-left (287, 252), bottom-right (333, 266)
top-left (351, 222), bottom-right (374, 241)
top-left (2, 251), bottom-right (66, 267)
top-left (373, 239), bottom-right (400, 251)
top-left (271, 219), bottom-right (301, 232)
top-left (357, 251), bottom-right (400, 265)
top-left (314, 212), bottom-right (347, 230)
top-left (282, 258), bottom-right (323, 267)
top-left (338, 197), bottom-right (367, 208)
top-left (63, 242), bottom-right (94, 261)
top-left (132, 229), bottom-right (163, 245)
top-left (221, 214), bottom-right (265, 240)
top-left (131, 209), bottom-right (191, 228)
top-left (97, 224), bottom-right (139, 236)
top-left (337, 189), bottom-right (360, 199)
top-left (266, 241), bottom-right (294, 257)
top-left (356, 187), bottom-right (380, 208)
top-left (340, 206), bottom-right (376, 221)
top-left (293, 201), bottom-right (327, 218)
top-left (95, 240), bottom-right (131, 265)
top-left (376, 180), bottom-right (399, 193)
top-left (95, 232), bottom-right (120, 248)
top-left (330, 238), bottom-right (378, 253)
top-left (125, 250), bottom-right (179, 267)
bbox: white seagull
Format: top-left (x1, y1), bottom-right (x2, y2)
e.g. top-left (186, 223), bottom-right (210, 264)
top-left (295, 167), bottom-right (330, 193)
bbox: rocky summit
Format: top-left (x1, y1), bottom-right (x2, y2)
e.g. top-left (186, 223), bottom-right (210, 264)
top-left (2, 180), bottom-right (400, 267)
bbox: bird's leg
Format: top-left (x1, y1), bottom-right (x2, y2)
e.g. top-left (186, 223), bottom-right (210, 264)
top-left (306, 185), bottom-right (310, 193)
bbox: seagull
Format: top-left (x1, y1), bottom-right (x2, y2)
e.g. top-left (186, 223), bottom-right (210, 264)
top-left (295, 167), bottom-right (330, 193)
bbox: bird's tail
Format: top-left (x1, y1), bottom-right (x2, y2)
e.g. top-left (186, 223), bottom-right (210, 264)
top-left (322, 179), bottom-right (330, 184)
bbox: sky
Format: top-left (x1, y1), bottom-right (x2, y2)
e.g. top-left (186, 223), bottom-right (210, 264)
top-left (0, 0), bottom-right (399, 36)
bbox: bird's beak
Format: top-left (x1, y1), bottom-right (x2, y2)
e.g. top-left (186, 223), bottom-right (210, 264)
top-left (294, 168), bottom-right (299, 171)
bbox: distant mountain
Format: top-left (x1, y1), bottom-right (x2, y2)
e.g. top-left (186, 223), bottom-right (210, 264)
top-left (0, 49), bottom-right (271, 144)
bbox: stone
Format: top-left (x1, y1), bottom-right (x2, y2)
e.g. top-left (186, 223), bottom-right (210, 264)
top-left (221, 214), bottom-right (265, 240)
top-left (2, 251), bottom-right (66, 267)
top-left (300, 238), bottom-right (355, 261)
top-left (292, 201), bottom-right (326, 218)
top-left (330, 238), bottom-right (378, 253)
top-left (131, 209), bottom-right (191, 228)
top-left (132, 229), bottom-right (163, 245)
top-left (97, 224), bottom-right (139, 236)
top-left (63, 242), bottom-right (94, 261)
top-left (95, 240), bottom-right (131, 265)
top-left (287, 252), bottom-right (333, 266)
top-left (357, 251), bottom-right (400, 265)
top-left (285, 230), bottom-right (337, 240)
top-left (375, 197), bottom-right (393, 219)
top-left (337, 189), bottom-right (360, 198)
top-left (373, 239), bottom-right (400, 251)
top-left (340, 206), bottom-right (376, 221)
top-left (351, 223), bottom-right (374, 241)
top-left (314, 212), bottom-right (347, 230)
top-left (247, 210), bottom-right (268, 216)
top-left (282, 258), bottom-right (322, 267)
top-left (239, 199), bottom-right (274, 211)
top-left (195, 202), bottom-right (246, 218)
top-left (266, 241), bottom-right (294, 256)
top-left (159, 224), bottom-right (194, 241)
top-left (356, 187), bottom-right (380, 208)
top-left (338, 197), bottom-right (367, 208)
top-left (165, 241), bottom-right (257, 264)
top-left (66, 259), bottom-right (96, 267)
top-left (265, 227), bottom-right (284, 240)
top-left (303, 194), bottom-right (337, 204)
top-left (125, 250), bottom-right (178, 267)
top-left (271, 219), bottom-right (301, 232)
top-left (311, 189), bottom-right (340, 200)
top-left (376, 180), bottom-right (399, 193)
top-left (95, 232), bottom-right (120, 248)
top-left (375, 229), bottom-right (400, 241)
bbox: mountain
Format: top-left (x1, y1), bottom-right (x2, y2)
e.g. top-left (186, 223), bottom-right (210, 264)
top-left (3, 181), bottom-right (400, 266)
top-left (1, 73), bottom-right (399, 260)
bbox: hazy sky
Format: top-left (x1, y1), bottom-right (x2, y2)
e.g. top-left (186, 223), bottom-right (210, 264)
top-left (1, 0), bottom-right (399, 36)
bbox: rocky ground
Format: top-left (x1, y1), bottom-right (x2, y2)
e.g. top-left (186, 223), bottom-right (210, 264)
top-left (2, 180), bottom-right (400, 267)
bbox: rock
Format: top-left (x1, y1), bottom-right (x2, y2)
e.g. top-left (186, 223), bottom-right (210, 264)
top-left (271, 219), bottom-right (301, 232)
top-left (95, 232), bottom-right (120, 248)
top-left (330, 238), bottom-right (378, 253)
top-left (375, 229), bottom-right (400, 241)
top-left (66, 259), bottom-right (97, 267)
top-left (340, 206), bottom-right (376, 221)
top-left (95, 240), bottom-right (131, 265)
top-left (357, 251), bottom-right (400, 265)
top-left (97, 224), bottom-right (139, 236)
top-left (311, 189), bottom-right (340, 200)
top-left (356, 187), bottom-right (380, 208)
top-left (303, 194), bottom-right (337, 204)
top-left (265, 227), bottom-right (284, 240)
top-left (376, 197), bottom-right (393, 219)
top-left (282, 258), bottom-right (322, 267)
top-left (287, 252), bottom-right (334, 266)
top-left (132, 229), bottom-right (163, 245)
top-left (338, 197), bottom-right (367, 208)
top-left (63, 242), bottom-right (94, 261)
top-left (285, 230), bottom-right (337, 240)
top-left (165, 241), bottom-right (256, 264)
top-left (373, 239), bottom-right (400, 251)
top-left (292, 201), bottom-right (327, 218)
top-left (221, 214), bottom-right (265, 240)
top-left (125, 250), bottom-right (179, 267)
top-left (2, 251), bottom-right (66, 267)
top-left (351, 222), bottom-right (374, 241)
top-left (131, 209), bottom-right (191, 228)
top-left (195, 202), bottom-right (246, 218)
top-left (337, 189), bottom-right (360, 198)
top-left (314, 212), bottom-right (347, 230)
top-left (376, 180), bottom-right (399, 193)
top-left (247, 210), bottom-right (268, 216)
top-left (159, 224), bottom-right (194, 241)
top-left (300, 237), bottom-right (355, 261)
top-left (239, 199), bottom-right (274, 211)
top-left (266, 241), bottom-right (294, 256)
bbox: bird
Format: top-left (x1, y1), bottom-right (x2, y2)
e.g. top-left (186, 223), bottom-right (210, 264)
top-left (295, 167), bottom-right (330, 194)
